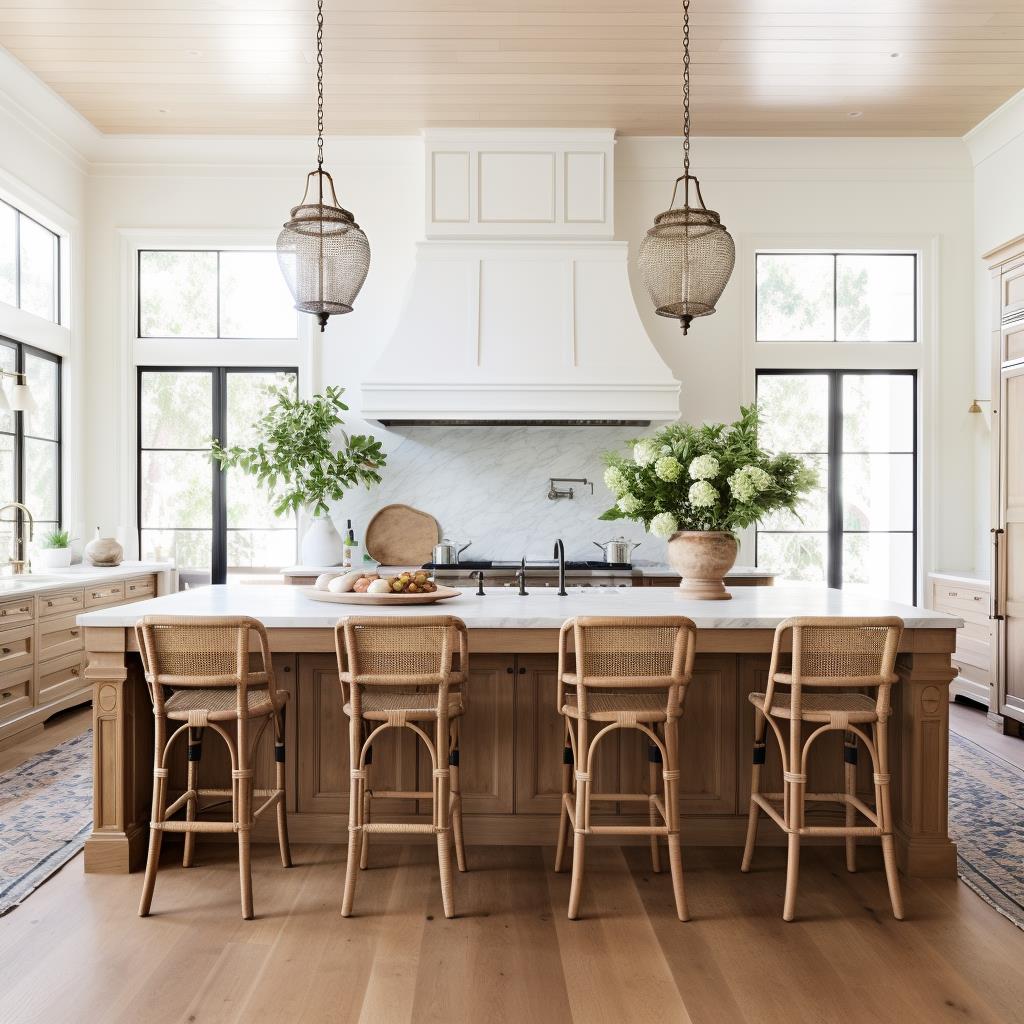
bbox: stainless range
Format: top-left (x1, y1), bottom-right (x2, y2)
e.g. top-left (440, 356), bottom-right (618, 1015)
top-left (423, 559), bottom-right (636, 589)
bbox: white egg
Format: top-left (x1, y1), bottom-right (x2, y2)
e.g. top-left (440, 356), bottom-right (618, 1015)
top-left (327, 575), bottom-right (352, 594)
top-left (367, 579), bottom-right (393, 595)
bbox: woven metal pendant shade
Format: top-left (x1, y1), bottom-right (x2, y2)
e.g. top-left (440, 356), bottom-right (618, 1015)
top-left (638, 175), bottom-right (735, 335)
top-left (278, 169), bottom-right (370, 332)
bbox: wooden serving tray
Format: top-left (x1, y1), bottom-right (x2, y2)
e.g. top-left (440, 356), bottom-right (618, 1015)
top-left (364, 503), bottom-right (440, 565)
top-left (305, 585), bottom-right (461, 606)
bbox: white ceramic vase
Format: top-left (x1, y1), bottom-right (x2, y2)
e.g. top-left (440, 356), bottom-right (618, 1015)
top-left (36, 547), bottom-right (73, 569)
top-left (301, 514), bottom-right (345, 567)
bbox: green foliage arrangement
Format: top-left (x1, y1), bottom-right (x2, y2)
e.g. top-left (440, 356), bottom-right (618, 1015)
top-left (40, 528), bottom-right (71, 550)
top-left (210, 385), bottom-right (386, 517)
top-left (600, 405), bottom-right (817, 537)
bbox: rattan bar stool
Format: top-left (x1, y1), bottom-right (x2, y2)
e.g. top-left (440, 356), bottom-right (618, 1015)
top-left (136, 615), bottom-right (292, 920)
top-left (553, 615), bottom-right (697, 921)
top-left (335, 615), bottom-right (469, 919)
top-left (740, 615), bottom-right (904, 921)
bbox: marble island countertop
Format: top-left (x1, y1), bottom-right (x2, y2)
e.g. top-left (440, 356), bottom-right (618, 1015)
top-left (0, 561), bottom-right (174, 598)
top-left (79, 582), bottom-right (961, 630)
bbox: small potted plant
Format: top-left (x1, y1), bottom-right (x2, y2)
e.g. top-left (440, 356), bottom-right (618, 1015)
top-left (210, 385), bottom-right (387, 566)
top-left (36, 528), bottom-right (73, 569)
top-left (600, 405), bottom-right (817, 599)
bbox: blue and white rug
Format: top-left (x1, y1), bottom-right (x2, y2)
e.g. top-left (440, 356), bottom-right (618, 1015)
top-left (0, 729), bottom-right (92, 915)
top-left (948, 729), bottom-right (1024, 930)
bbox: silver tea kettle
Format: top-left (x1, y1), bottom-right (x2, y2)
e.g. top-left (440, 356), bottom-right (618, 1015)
top-left (432, 538), bottom-right (472, 565)
top-left (593, 536), bottom-right (641, 564)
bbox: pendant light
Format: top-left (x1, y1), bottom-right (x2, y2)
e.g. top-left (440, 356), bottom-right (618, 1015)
top-left (637, 0), bottom-right (734, 335)
top-left (277, 0), bottom-right (370, 332)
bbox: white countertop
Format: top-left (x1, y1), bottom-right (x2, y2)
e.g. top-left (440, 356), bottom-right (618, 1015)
top-left (79, 583), bottom-right (961, 630)
top-left (635, 564), bottom-right (774, 579)
top-left (0, 561), bottom-right (174, 598)
top-left (928, 569), bottom-right (991, 588)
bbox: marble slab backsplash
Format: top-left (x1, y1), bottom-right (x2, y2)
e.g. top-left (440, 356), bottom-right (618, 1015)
top-left (324, 425), bottom-right (661, 564)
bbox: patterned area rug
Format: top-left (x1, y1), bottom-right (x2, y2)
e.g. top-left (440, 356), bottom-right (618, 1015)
top-left (0, 729), bottom-right (92, 915)
top-left (949, 729), bottom-right (1024, 930)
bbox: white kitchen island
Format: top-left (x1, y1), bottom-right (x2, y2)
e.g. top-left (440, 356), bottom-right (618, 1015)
top-left (80, 585), bottom-right (961, 878)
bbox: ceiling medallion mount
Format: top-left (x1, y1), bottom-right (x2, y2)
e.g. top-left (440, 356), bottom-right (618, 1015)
top-left (637, 0), bottom-right (735, 335)
top-left (277, 0), bottom-right (370, 332)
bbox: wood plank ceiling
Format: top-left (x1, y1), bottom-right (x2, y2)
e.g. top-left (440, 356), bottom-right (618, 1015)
top-left (1, 0), bottom-right (1023, 136)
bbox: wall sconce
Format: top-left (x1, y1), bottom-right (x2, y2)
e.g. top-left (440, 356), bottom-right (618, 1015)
top-left (968, 398), bottom-right (990, 414)
top-left (0, 370), bottom-right (34, 414)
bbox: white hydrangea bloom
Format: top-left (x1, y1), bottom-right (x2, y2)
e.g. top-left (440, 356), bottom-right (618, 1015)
top-left (744, 465), bottom-right (773, 492)
top-left (688, 480), bottom-right (719, 508)
top-left (633, 439), bottom-right (659, 467)
top-left (688, 454), bottom-right (721, 481)
top-left (649, 511), bottom-right (678, 538)
top-left (617, 493), bottom-right (641, 515)
top-left (603, 465), bottom-right (628, 495)
top-left (654, 456), bottom-right (682, 482)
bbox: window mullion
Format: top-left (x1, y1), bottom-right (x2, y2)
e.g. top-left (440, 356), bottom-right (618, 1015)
top-left (212, 368), bottom-right (227, 585)
top-left (827, 370), bottom-right (843, 590)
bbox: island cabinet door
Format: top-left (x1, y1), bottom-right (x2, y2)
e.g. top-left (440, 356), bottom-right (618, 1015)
top-left (514, 653), bottom-right (618, 816)
top-left (416, 654), bottom-right (514, 816)
top-left (294, 654), bottom-right (419, 816)
top-left (618, 654), bottom-right (739, 815)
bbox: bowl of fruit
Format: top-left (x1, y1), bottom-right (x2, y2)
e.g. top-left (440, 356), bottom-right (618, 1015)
top-left (306, 569), bottom-right (461, 605)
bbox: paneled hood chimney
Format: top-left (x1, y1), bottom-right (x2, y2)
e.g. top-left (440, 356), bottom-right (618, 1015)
top-left (360, 130), bottom-right (680, 425)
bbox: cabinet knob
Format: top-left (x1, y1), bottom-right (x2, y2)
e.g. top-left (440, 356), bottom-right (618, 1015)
top-left (46, 600), bottom-right (53, 607)
top-left (70, 628), bottom-right (80, 637)
top-left (518, 666), bottom-right (526, 674)
top-left (1, 647), bottom-right (9, 655)
top-left (71, 666), bottom-right (80, 677)
top-left (506, 666), bottom-right (514, 674)
top-left (1, 691), bottom-right (10, 699)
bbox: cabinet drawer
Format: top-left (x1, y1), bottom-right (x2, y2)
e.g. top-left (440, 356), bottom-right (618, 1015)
top-left (933, 583), bottom-right (990, 618)
top-left (0, 666), bottom-right (32, 721)
top-left (0, 596), bottom-right (34, 630)
top-left (39, 588), bottom-right (84, 619)
top-left (37, 613), bottom-right (84, 661)
top-left (37, 652), bottom-right (86, 706)
top-left (1004, 323), bottom-right (1024, 365)
top-left (123, 575), bottom-right (156, 603)
top-left (85, 581), bottom-right (125, 608)
top-left (0, 624), bottom-right (33, 673)
top-left (954, 657), bottom-right (992, 689)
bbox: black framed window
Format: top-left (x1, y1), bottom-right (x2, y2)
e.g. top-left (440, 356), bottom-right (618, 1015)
top-left (756, 252), bottom-right (917, 343)
top-left (0, 338), bottom-right (61, 563)
top-left (138, 367), bottom-right (298, 586)
top-left (755, 370), bottom-right (917, 604)
top-left (137, 250), bottom-right (297, 340)
top-left (0, 200), bottom-right (60, 324)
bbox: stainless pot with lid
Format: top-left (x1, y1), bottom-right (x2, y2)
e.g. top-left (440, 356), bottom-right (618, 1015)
top-left (593, 536), bottom-right (641, 564)
top-left (432, 538), bottom-right (472, 565)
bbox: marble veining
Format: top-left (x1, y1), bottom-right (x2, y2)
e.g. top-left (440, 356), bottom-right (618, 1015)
top-left (326, 424), bottom-right (661, 562)
top-left (79, 584), bottom-right (962, 631)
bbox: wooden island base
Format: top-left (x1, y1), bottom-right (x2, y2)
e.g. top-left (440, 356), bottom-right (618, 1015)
top-left (83, 622), bottom-right (958, 879)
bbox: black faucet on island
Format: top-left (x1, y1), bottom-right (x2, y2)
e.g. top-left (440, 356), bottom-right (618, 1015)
top-left (469, 569), bottom-right (486, 596)
top-left (553, 538), bottom-right (567, 596)
top-left (516, 558), bottom-right (529, 596)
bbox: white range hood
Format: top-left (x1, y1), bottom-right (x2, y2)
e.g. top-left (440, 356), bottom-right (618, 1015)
top-left (361, 130), bottom-right (680, 425)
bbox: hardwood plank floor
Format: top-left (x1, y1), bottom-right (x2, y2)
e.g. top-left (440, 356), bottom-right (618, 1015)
top-left (1, 839), bottom-right (1023, 1024)
top-left (2, 702), bottom-right (1023, 1022)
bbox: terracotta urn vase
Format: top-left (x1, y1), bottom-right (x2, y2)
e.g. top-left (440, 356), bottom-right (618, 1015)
top-left (666, 531), bottom-right (738, 600)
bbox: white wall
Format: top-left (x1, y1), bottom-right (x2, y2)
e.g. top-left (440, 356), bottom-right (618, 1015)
top-left (0, 46), bottom-right (983, 577)
top-left (968, 90), bottom-right (1024, 571)
top-left (0, 49), bottom-right (89, 538)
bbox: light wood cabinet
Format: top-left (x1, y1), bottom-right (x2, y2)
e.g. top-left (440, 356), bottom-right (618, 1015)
top-left (0, 573), bottom-right (159, 747)
top-left (928, 574), bottom-right (993, 707)
top-left (985, 235), bottom-right (1024, 729)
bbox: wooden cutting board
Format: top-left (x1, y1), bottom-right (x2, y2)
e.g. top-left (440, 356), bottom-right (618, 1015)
top-left (364, 504), bottom-right (441, 565)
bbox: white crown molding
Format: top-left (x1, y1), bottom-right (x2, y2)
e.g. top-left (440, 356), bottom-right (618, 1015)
top-left (0, 45), bottom-right (98, 171)
top-left (963, 87), bottom-right (1024, 168)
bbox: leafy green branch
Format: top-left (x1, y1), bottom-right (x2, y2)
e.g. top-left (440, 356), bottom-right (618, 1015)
top-left (209, 385), bottom-right (386, 517)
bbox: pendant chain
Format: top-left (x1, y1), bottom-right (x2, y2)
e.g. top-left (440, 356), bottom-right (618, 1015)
top-left (682, 0), bottom-right (690, 180)
top-left (316, 0), bottom-right (324, 170)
